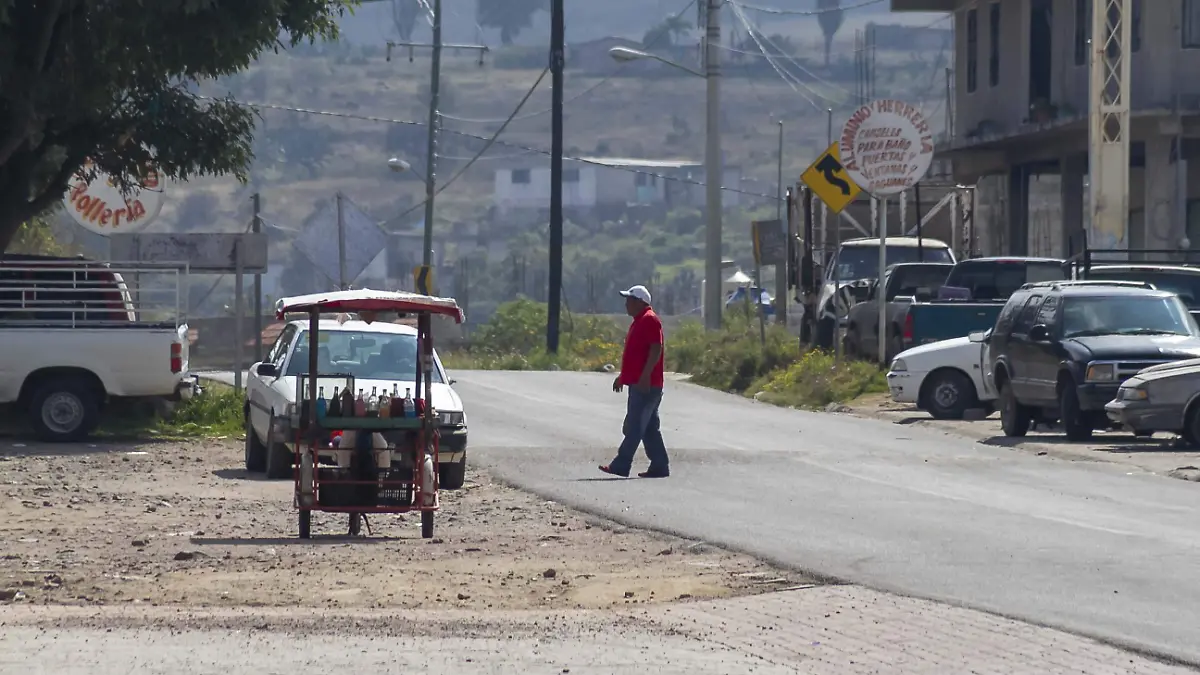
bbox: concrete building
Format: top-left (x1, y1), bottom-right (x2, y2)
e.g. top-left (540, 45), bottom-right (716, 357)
top-left (892, 0), bottom-right (1200, 258)
top-left (492, 157), bottom-right (742, 216)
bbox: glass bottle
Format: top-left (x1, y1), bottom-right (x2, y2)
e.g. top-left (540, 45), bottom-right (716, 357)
top-left (403, 388), bottom-right (416, 419)
top-left (390, 384), bottom-right (404, 417)
top-left (328, 386), bottom-right (342, 417)
top-left (354, 389), bottom-right (367, 417)
top-left (378, 387), bottom-right (391, 418)
top-left (316, 386), bottom-right (327, 419)
top-left (368, 386), bottom-right (379, 417)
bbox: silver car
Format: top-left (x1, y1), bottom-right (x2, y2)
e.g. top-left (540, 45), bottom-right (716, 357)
top-left (1105, 358), bottom-right (1200, 443)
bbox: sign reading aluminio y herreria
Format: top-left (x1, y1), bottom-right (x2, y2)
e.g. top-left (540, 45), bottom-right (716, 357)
top-left (838, 99), bottom-right (935, 197)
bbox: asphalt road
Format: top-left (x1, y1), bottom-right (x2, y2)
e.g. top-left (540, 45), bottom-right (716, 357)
top-left (451, 370), bottom-right (1200, 665)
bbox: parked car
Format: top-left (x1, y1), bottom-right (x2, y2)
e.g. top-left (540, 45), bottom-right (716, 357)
top-left (887, 334), bottom-right (995, 419)
top-left (845, 262), bottom-right (953, 362)
top-left (0, 255), bottom-right (195, 442)
top-left (244, 318), bottom-right (468, 487)
top-left (1105, 360), bottom-right (1200, 443)
top-left (984, 280), bottom-right (1200, 441)
top-left (810, 236), bottom-right (955, 349)
top-left (903, 257), bottom-right (1067, 349)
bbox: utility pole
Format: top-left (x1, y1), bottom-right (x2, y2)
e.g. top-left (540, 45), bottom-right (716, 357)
top-left (702, 0), bottom-right (724, 330)
top-left (774, 120), bottom-right (786, 325)
top-left (251, 193), bottom-right (263, 362)
top-left (422, 0), bottom-right (443, 270)
top-left (547, 0), bottom-right (565, 353)
top-left (385, 10), bottom-right (487, 272)
top-left (336, 191), bottom-right (347, 289)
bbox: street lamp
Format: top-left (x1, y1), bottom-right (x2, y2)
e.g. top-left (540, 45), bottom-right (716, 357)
top-left (609, 33), bottom-right (723, 329)
top-left (387, 157), bottom-right (411, 173)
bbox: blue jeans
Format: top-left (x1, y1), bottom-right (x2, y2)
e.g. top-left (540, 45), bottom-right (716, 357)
top-left (609, 387), bottom-right (668, 475)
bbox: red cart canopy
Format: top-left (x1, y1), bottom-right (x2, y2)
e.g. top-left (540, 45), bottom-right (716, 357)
top-left (275, 288), bottom-right (464, 324)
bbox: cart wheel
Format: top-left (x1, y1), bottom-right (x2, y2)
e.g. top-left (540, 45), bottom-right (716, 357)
top-left (421, 510), bottom-right (434, 539)
top-left (349, 513), bottom-right (362, 536)
top-left (298, 510), bottom-right (311, 539)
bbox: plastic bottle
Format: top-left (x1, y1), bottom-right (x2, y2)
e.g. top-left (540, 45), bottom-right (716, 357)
top-left (354, 389), bottom-right (367, 417)
top-left (403, 388), bottom-right (415, 419)
top-left (389, 384), bottom-right (403, 418)
top-left (328, 386), bottom-right (342, 417)
top-left (316, 387), bottom-right (327, 419)
top-left (368, 386), bottom-right (379, 417)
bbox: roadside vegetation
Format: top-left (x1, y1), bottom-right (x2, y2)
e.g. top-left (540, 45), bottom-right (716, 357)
top-left (443, 299), bottom-right (886, 409)
top-left (95, 383), bottom-right (243, 440)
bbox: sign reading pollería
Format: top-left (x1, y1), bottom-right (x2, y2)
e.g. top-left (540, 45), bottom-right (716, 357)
top-left (62, 159), bottom-right (165, 236)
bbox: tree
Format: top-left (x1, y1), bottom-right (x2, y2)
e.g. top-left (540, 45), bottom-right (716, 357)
top-left (7, 216), bottom-right (71, 256)
top-left (642, 15), bottom-right (691, 49)
top-left (0, 0), bottom-right (349, 252)
top-left (476, 0), bottom-right (546, 45)
top-left (816, 0), bottom-right (845, 67)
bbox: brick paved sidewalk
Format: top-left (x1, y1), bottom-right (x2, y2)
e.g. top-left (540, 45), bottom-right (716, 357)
top-left (3, 587), bottom-right (1195, 674)
top-left (640, 586), bottom-right (1196, 674)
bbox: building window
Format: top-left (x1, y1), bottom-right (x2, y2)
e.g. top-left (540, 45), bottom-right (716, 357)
top-left (1074, 0), bottom-right (1089, 65)
top-left (966, 8), bottom-right (978, 93)
top-left (1132, 0), bottom-right (1142, 52)
top-left (563, 168), bottom-right (580, 183)
top-left (988, 2), bottom-right (1000, 86)
top-left (1185, 0), bottom-right (1200, 48)
top-left (511, 169), bottom-right (531, 184)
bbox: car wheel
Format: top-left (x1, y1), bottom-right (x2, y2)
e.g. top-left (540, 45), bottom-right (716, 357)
top-left (265, 425), bottom-right (293, 480)
top-left (1059, 382), bottom-right (1093, 442)
top-left (29, 377), bottom-right (100, 443)
top-left (999, 381), bottom-right (1031, 437)
top-left (843, 330), bottom-right (860, 358)
top-left (439, 459), bottom-right (466, 490)
top-left (923, 370), bottom-right (976, 420)
top-left (245, 414), bottom-right (267, 472)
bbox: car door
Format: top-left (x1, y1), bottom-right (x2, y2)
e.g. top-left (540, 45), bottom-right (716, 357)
top-left (1007, 294), bottom-right (1046, 402)
top-left (1028, 294), bottom-right (1062, 403)
top-left (248, 324), bottom-right (296, 440)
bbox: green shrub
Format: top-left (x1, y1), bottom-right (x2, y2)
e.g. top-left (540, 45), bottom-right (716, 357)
top-left (668, 312), bottom-right (801, 393)
top-left (446, 298), bottom-right (623, 372)
top-left (754, 349), bottom-right (887, 409)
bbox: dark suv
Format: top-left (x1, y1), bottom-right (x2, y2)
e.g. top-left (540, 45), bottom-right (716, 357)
top-left (988, 281), bottom-right (1200, 441)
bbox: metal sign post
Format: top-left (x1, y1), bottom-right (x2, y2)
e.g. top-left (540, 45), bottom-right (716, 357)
top-left (234, 239), bottom-right (244, 392)
top-left (839, 99), bottom-right (936, 366)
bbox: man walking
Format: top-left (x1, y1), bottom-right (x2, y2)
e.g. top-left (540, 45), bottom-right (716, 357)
top-left (599, 284), bottom-right (669, 478)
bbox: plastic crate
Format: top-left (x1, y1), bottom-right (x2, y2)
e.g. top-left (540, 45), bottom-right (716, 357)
top-left (316, 467), bottom-right (413, 508)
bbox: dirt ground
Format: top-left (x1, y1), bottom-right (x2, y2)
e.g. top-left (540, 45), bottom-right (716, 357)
top-left (846, 393), bottom-right (1200, 482)
top-left (0, 438), bottom-right (804, 611)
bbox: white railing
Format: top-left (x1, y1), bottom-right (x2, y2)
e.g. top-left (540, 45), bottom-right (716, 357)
top-left (0, 260), bottom-right (190, 329)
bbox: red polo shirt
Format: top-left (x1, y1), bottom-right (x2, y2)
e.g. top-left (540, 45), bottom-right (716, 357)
top-left (620, 307), bottom-right (665, 387)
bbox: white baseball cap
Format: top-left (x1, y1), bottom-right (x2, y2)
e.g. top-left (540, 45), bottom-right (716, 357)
top-left (619, 284), bottom-right (652, 305)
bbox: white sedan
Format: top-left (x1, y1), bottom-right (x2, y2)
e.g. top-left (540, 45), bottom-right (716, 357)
top-left (243, 319), bottom-right (468, 488)
top-left (886, 335), bottom-right (995, 420)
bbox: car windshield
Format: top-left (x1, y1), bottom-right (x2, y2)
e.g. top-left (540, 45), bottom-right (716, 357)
top-left (832, 245), bottom-right (953, 281)
top-left (1061, 296), bottom-right (1199, 338)
top-left (945, 261), bottom-right (1066, 301)
top-left (1086, 270), bottom-right (1200, 308)
top-left (285, 330), bottom-right (444, 383)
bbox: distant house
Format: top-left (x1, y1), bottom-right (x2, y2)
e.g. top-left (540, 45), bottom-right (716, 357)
top-left (492, 156), bottom-right (742, 215)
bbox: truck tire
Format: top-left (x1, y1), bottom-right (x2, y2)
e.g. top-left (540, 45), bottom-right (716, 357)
top-left (29, 377), bottom-right (100, 443)
top-left (439, 458), bottom-right (466, 490)
top-left (999, 381), bottom-right (1031, 438)
top-left (816, 317), bottom-right (836, 350)
top-left (244, 415), bottom-right (267, 472)
top-left (842, 329), bottom-right (860, 358)
top-left (1058, 382), bottom-right (1094, 442)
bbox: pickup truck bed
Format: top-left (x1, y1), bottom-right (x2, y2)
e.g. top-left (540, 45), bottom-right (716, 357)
top-left (906, 302), bottom-right (1004, 348)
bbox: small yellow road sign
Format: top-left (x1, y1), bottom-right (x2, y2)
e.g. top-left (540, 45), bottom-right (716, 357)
top-left (801, 143), bottom-right (862, 214)
top-left (413, 265), bottom-right (434, 295)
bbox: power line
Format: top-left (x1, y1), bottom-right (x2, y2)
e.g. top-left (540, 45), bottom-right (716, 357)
top-left (437, 0), bottom-right (698, 124)
top-left (198, 95), bottom-right (781, 200)
top-left (736, 0), bottom-right (887, 15)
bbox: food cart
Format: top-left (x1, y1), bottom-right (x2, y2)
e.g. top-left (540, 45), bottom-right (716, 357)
top-left (273, 289), bottom-right (465, 540)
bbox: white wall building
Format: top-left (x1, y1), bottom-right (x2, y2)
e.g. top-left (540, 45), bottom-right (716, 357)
top-left (493, 157), bottom-right (742, 215)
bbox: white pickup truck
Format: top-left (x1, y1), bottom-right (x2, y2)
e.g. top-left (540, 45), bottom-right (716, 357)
top-left (0, 255), bottom-right (196, 441)
top-left (244, 318), bottom-right (469, 488)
